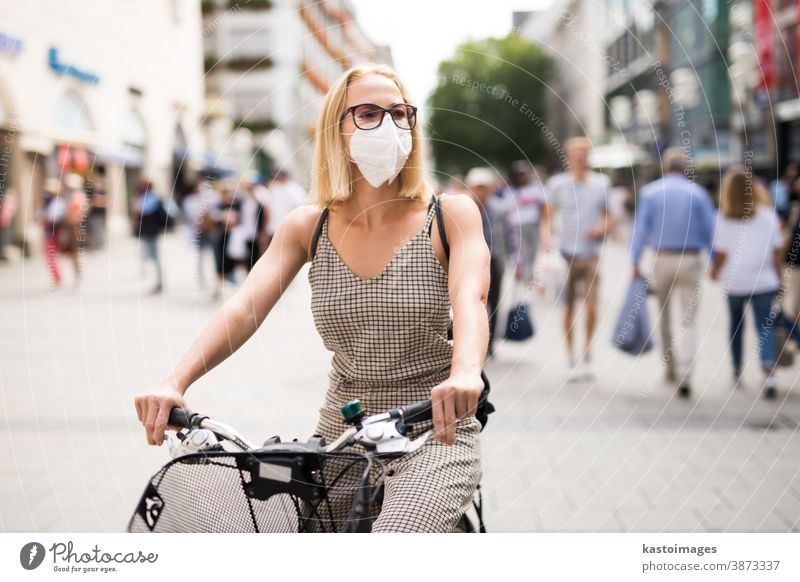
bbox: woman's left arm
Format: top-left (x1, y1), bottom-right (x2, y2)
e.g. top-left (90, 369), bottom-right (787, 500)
top-left (431, 195), bottom-right (491, 445)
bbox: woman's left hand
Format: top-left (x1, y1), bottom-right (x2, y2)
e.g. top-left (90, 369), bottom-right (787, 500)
top-left (430, 372), bottom-right (484, 445)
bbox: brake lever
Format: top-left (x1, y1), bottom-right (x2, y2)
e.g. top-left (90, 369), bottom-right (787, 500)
top-left (352, 419), bottom-right (433, 455)
top-left (404, 429), bottom-right (433, 453)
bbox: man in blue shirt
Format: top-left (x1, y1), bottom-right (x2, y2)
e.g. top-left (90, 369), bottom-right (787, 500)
top-left (630, 148), bottom-right (716, 398)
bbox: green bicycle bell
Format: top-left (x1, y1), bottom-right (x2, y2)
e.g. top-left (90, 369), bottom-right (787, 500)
top-left (341, 399), bottom-right (366, 424)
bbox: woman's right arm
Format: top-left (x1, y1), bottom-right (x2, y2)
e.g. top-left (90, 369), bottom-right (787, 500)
top-left (710, 250), bottom-right (726, 280)
top-left (134, 205), bottom-right (321, 445)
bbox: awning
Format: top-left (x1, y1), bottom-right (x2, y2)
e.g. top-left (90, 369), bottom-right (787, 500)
top-left (17, 127), bottom-right (98, 154)
top-left (94, 143), bottom-right (145, 167)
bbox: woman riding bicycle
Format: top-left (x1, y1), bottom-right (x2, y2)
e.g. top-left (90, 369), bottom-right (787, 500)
top-left (134, 64), bottom-right (491, 532)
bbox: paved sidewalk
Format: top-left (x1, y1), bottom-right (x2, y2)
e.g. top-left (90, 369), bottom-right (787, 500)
top-left (0, 233), bottom-right (798, 532)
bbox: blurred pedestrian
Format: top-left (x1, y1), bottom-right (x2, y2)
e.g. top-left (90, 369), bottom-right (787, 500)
top-left (250, 171), bottom-right (270, 206)
top-left (211, 185), bottom-right (240, 300)
top-left (86, 175), bottom-right (107, 249)
top-left (768, 162), bottom-right (797, 221)
top-left (629, 148), bottom-right (715, 398)
top-left (62, 173), bottom-right (88, 286)
top-left (131, 179), bottom-right (167, 294)
top-left (234, 180), bottom-right (268, 272)
top-left (630, 149), bottom-right (716, 394)
top-left (783, 186), bottom-right (800, 321)
top-left (0, 186), bottom-right (18, 261)
top-left (505, 160), bottom-right (549, 286)
top-left (543, 137), bottom-right (612, 380)
top-left (181, 179), bottom-right (217, 288)
top-left (609, 168), bottom-right (635, 242)
top-left (711, 166), bottom-right (783, 400)
top-left (465, 167), bottom-right (510, 357)
top-left (38, 179), bottom-right (66, 286)
top-left (265, 169), bottom-right (305, 247)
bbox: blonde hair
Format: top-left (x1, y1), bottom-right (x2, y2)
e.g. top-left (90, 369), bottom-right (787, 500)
top-left (310, 64), bottom-right (428, 208)
top-left (719, 165), bottom-right (771, 220)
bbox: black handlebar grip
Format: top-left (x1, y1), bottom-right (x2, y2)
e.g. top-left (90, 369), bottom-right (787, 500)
top-left (167, 407), bottom-right (193, 429)
top-left (400, 399), bottom-right (433, 423)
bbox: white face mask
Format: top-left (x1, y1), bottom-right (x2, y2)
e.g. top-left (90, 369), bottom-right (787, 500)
top-left (348, 114), bottom-right (412, 188)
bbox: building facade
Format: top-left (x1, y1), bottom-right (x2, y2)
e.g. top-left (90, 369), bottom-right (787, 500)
top-left (751, 0), bottom-right (800, 173)
top-left (599, 0), bottom-right (800, 178)
top-left (0, 0), bottom-right (207, 253)
top-left (201, 0), bottom-right (392, 185)
top-left (515, 0), bottom-right (607, 149)
top-left (600, 0), bottom-right (729, 166)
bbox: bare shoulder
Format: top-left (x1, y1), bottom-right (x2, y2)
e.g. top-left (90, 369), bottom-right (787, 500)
top-left (284, 203), bottom-right (323, 229)
top-left (277, 204), bottom-right (325, 258)
top-left (439, 192), bottom-right (482, 226)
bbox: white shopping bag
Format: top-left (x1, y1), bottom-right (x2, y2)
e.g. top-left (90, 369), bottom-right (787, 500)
top-left (537, 249), bottom-right (567, 304)
top-left (226, 225), bottom-right (249, 261)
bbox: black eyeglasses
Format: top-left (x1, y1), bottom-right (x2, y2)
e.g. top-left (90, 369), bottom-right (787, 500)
top-left (340, 103), bottom-right (417, 130)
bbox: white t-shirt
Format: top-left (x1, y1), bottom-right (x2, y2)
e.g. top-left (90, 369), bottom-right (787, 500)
top-left (713, 206), bottom-right (782, 295)
top-left (507, 183), bottom-right (546, 226)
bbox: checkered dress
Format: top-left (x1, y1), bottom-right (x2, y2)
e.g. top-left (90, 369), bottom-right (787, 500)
top-left (307, 194), bottom-right (482, 532)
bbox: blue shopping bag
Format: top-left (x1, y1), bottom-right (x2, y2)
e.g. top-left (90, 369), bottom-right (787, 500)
top-left (504, 283), bottom-right (535, 342)
top-left (612, 276), bottom-right (654, 355)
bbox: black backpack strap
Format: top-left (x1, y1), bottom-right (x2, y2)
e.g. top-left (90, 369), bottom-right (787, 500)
top-left (473, 483), bottom-right (487, 533)
top-left (309, 207), bottom-right (329, 261)
top-left (476, 370), bottom-right (495, 431)
top-left (429, 193), bottom-right (450, 260)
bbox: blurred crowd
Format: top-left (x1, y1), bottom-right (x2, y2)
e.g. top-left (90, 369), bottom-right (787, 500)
top-left (450, 138), bottom-right (800, 401)
top-left (5, 137), bottom-right (800, 402)
top-left (25, 169), bottom-right (306, 300)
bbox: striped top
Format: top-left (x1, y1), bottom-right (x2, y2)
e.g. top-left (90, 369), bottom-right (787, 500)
top-left (546, 171), bottom-right (611, 257)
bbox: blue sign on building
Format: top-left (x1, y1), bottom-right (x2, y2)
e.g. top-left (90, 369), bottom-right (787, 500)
top-left (48, 47), bottom-right (100, 84)
top-left (0, 31), bottom-right (24, 54)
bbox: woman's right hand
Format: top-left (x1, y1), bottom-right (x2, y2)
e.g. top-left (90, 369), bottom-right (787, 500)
top-left (134, 385), bottom-right (187, 446)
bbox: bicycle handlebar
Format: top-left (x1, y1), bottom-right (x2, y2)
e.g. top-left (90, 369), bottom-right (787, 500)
top-left (397, 399), bottom-right (433, 424)
top-left (167, 398), bottom-right (434, 454)
top-left (168, 407), bottom-right (258, 451)
top-left (168, 407), bottom-right (205, 430)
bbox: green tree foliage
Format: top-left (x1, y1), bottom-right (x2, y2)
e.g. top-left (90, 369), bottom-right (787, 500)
top-left (427, 34), bottom-right (554, 177)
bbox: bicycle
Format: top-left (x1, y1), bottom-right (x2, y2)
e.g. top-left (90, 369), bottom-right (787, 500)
top-left (128, 398), bottom-right (486, 533)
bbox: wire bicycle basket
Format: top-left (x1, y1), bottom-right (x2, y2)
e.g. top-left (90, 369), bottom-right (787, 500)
top-left (128, 448), bottom-right (378, 533)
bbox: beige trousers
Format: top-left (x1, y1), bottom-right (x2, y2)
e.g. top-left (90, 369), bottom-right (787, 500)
top-left (786, 269), bottom-right (800, 319)
top-left (652, 253), bottom-right (705, 381)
